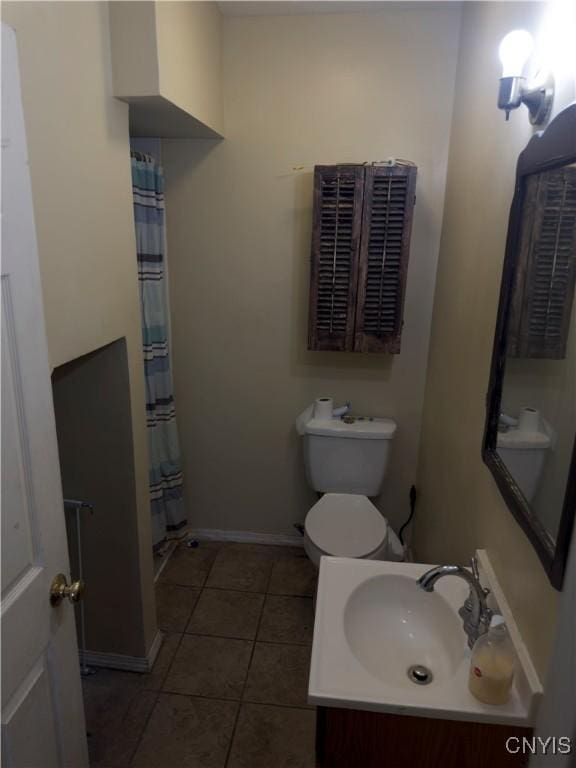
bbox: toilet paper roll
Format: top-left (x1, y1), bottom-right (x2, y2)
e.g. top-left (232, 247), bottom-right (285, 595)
top-left (313, 397), bottom-right (334, 421)
top-left (518, 407), bottom-right (540, 433)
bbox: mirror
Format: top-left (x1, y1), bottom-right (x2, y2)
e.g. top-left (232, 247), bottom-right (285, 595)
top-left (484, 104), bottom-right (576, 589)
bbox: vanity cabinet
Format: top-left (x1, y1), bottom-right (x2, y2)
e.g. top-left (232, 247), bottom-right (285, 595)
top-left (316, 706), bottom-right (532, 768)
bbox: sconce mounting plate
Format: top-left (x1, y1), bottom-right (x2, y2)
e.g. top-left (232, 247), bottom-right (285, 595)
top-left (524, 72), bottom-right (554, 126)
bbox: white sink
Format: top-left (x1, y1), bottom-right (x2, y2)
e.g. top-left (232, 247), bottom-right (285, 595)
top-left (309, 554), bottom-right (542, 725)
top-left (344, 574), bottom-right (463, 689)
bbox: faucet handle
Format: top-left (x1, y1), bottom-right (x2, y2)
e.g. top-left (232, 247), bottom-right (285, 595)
top-left (470, 554), bottom-right (480, 580)
top-left (470, 555), bottom-right (490, 596)
top-left (459, 557), bottom-right (490, 620)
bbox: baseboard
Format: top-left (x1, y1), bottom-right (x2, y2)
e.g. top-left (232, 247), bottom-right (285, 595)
top-left (188, 528), bottom-right (304, 548)
top-left (153, 540), bottom-right (178, 584)
top-left (81, 630), bottom-right (163, 673)
top-left (146, 629), bottom-right (163, 669)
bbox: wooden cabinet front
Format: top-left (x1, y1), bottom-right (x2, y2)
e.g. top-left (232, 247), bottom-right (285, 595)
top-left (316, 706), bottom-right (532, 768)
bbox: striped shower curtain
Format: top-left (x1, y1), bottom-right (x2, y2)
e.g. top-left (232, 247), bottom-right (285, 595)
top-left (131, 151), bottom-right (187, 549)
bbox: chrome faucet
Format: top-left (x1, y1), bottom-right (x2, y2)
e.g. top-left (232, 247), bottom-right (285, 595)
top-left (417, 559), bottom-right (492, 648)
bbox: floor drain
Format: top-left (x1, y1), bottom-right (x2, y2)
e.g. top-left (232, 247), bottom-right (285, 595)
top-left (407, 664), bottom-right (433, 685)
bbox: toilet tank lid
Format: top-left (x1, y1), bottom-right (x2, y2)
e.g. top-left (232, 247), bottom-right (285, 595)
top-left (497, 428), bottom-right (551, 450)
top-left (304, 417), bottom-right (397, 440)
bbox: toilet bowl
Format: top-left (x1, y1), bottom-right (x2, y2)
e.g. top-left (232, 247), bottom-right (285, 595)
top-left (304, 493), bottom-right (396, 567)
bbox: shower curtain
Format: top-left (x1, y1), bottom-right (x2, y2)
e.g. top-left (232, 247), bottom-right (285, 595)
top-left (131, 150), bottom-right (187, 549)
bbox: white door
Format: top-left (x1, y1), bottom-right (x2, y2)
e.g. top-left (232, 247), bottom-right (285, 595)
top-left (1, 24), bottom-right (89, 768)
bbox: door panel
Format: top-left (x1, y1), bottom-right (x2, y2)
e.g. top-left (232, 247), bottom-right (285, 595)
top-left (2, 657), bottom-right (61, 768)
top-left (1, 23), bottom-right (88, 768)
top-left (1, 279), bottom-right (38, 597)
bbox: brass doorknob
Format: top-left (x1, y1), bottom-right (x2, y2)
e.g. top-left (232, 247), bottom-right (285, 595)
top-left (50, 573), bottom-right (85, 606)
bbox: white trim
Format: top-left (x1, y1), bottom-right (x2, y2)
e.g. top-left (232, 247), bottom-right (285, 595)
top-left (188, 528), bottom-right (304, 548)
top-left (80, 630), bottom-right (163, 674)
top-left (153, 540), bottom-right (178, 584)
top-left (146, 629), bottom-right (163, 669)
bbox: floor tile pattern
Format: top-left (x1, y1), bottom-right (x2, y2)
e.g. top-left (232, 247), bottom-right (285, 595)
top-left (83, 541), bottom-right (318, 767)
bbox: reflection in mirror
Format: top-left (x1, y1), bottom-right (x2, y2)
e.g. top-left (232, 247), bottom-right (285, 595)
top-left (484, 105), bottom-right (576, 589)
top-left (499, 302), bottom-right (575, 543)
top-left (497, 162), bottom-right (576, 546)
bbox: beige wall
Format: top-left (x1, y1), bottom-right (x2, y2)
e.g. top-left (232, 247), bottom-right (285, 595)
top-left (156, 1), bottom-right (223, 135)
top-left (110, 0), bottom-right (223, 136)
top-left (415, 1), bottom-right (576, 679)
top-left (2, 1), bottom-right (156, 656)
top-left (109, 1), bottom-right (160, 99)
top-left (163, 6), bottom-right (461, 538)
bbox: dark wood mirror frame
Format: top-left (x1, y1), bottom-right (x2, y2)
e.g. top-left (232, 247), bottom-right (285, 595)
top-left (483, 103), bottom-right (576, 590)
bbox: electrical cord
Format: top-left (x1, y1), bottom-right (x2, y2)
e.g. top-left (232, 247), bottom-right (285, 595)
top-left (399, 485), bottom-right (417, 545)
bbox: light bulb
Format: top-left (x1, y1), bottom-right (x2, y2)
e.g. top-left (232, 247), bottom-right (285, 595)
top-left (499, 30), bottom-right (534, 78)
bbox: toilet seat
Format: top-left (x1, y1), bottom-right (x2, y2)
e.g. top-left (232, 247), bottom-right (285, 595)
top-left (305, 493), bottom-right (388, 559)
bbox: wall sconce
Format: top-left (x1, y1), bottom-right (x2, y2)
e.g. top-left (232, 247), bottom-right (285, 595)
top-left (497, 30), bottom-right (554, 125)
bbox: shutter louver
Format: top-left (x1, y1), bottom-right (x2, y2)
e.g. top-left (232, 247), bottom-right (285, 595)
top-left (308, 165), bottom-right (364, 351)
top-left (508, 166), bottom-right (576, 359)
top-left (355, 163), bottom-right (417, 353)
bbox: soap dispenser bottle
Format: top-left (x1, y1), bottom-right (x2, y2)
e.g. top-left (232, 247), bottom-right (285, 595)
top-left (468, 615), bottom-right (516, 705)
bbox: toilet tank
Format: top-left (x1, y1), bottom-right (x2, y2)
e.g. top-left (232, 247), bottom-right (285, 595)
top-left (497, 428), bottom-right (551, 503)
top-left (303, 417), bottom-right (397, 496)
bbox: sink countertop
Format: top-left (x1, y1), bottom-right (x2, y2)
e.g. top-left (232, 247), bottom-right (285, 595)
top-left (308, 553), bottom-right (542, 726)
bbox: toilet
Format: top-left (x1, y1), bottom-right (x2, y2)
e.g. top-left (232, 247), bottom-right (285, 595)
top-left (301, 414), bottom-right (403, 566)
top-left (496, 422), bottom-right (552, 503)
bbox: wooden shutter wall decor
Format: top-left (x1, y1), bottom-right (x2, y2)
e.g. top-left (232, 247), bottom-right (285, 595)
top-left (508, 166), bottom-right (576, 359)
top-left (308, 165), bottom-right (365, 351)
top-left (355, 164), bottom-right (418, 353)
top-left (308, 161), bottom-right (417, 353)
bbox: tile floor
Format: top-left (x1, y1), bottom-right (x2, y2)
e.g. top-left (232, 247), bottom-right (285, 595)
top-left (82, 541), bottom-right (318, 768)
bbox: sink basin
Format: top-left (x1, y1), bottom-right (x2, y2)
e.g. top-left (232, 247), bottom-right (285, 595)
top-left (309, 555), bottom-right (541, 725)
top-left (344, 574), bottom-right (463, 688)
